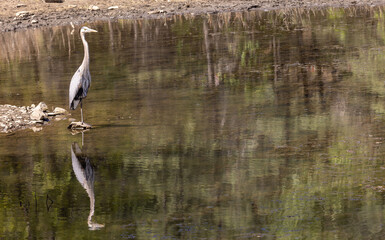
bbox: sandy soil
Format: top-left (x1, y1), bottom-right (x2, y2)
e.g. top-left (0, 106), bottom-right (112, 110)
top-left (1, 0), bottom-right (385, 32)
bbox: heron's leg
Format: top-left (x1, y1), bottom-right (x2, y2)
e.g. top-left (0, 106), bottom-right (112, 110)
top-left (81, 101), bottom-right (84, 123)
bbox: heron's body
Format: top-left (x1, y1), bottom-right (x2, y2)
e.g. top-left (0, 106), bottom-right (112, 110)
top-left (69, 26), bottom-right (97, 123)
top-left (69, 65), bottom-right (91, 110)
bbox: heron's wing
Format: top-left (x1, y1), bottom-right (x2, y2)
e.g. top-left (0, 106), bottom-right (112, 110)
top-left (69, 68), bottom-right (83, 109)
top-left (81, 69), bottom-right (91, 98)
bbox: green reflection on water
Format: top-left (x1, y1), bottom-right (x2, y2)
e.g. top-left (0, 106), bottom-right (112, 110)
top-left (2, 6), bottom-right (385, 239)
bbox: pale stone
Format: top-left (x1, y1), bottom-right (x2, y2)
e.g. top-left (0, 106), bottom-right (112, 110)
top-left (30, 120), bottom-right (44, 124)
top-left (15, 11), bottom-right (31, 18)
top-left (54, 115), bottom-right (66, 121)
top-left (30, 109), bottom-right (47, 121)
top-left (53, 107), bottom-right (67, 114)
top-left (33, 102), bottom-right (48, 112)
top-left (88, 5), bottom-right (100, 11)
top-left (148, 10), bottom-right (166, 14)
top-left (48, 107), bottom-right (67, 116)
top-left (108, 6), bottom-right (119, 10)
top-left (68, 121), bottom-right (92, 130)
top-left (31, 126), bottom-right (43, 132)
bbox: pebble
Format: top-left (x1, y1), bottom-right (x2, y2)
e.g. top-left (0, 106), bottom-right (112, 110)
top-left (68, 121), bottom-right (92, 130)
top-left (53, 107), bottom-right (67, 114)
top-left (44, 0), bottom-right (64, 2)
top-left (108, 6), bottom-right (119, 10)
top-left (34, 102), bottom-right (48, 112)
top-left (31, 126), bottom-right (43, 132)
top-left (88, 5), bottom-right (100, 11)
top-left (54, 115), bottom-right (66, 121)
top-left (148, 10), bottom-right (166, 14)
top-left (15, 11), bottom-right (32, 18)
top-left (30, 109), bottom-right (46, 121)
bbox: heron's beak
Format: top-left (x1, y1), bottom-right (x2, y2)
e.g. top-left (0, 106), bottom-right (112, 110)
top-left (89, 28), bottom-right (98, 33)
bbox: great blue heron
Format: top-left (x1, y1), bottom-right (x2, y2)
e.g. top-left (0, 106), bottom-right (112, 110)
top-left (69, 26), bottom-right (98, 124)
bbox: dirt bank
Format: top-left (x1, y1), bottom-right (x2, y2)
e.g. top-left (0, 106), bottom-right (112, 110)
top-left (1, 0), bottom-right (385, 32)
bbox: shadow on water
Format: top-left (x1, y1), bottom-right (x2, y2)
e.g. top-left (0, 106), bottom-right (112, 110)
top-left (71, 138), bottom-right (105, 231)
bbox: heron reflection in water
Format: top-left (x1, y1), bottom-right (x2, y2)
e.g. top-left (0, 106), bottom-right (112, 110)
top-left (71, 142), bottom-right (104, 230)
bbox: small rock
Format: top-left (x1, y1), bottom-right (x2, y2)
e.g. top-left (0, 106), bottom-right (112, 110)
top-left (68, 5), bottom-right (77, 8)
top-left (34, 102), bottom-right (48, 112)
top-left (54, 115), bottom-right (66, 121)
top-left (148, 10), bottom-right (166, 14)
top-left (108, 6), bottom-right (119, 10)
top-left (53, 107), bottom-right (67, 115)
top-left (31, 20), bottom-right (38, 24)
top-left (31, 126), bottom-right (43, 132)
top-left (16, 11), bottom-right (32, 18)
top-left (247, 5), bottom-right (261, 10)
top-left (31, 104), bottom-right (35, 108)
top-left (16, 4), bottom-right (26, 8)
top-left (44, 0), bottom-right (64, 2)
top-left (68, 121), bottom-right (92, 130)
top-left (30, 120), bottom-right (44, 124)
top-left (30, 109), bottom-right (46, 121)
top-left (88, 5), bottom-right (100, 11)
top-left (47, 107), bottom-right (67, 116)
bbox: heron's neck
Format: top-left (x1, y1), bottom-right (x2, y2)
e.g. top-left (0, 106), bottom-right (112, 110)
top-left (80, 32), bottom-right (89, 70)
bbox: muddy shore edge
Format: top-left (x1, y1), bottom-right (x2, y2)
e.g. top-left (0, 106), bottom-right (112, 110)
top-left (1, 0), bottom-right (385, 32)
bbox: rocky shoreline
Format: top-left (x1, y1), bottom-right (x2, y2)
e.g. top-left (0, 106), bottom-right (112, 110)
top-left (1, 0), bottom-right (385, 32)
top-left (0, 102), bottom-right (67, 133)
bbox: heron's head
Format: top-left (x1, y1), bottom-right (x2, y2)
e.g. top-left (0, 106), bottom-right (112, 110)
top-left (80, 26), bottom-right (98, 34)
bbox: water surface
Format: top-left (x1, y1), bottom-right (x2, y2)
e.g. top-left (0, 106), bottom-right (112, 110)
top-left (1, 7), bottom-right (385, 239)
